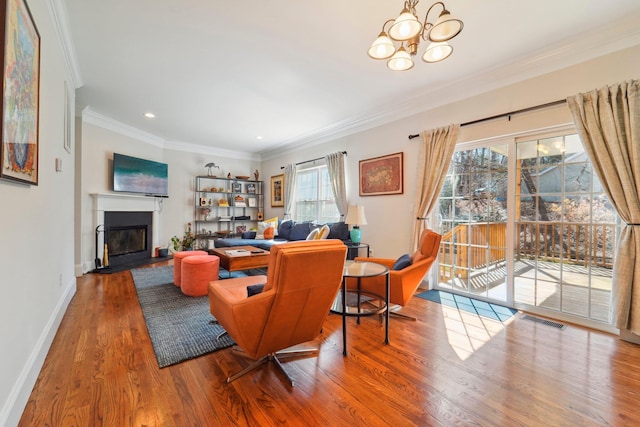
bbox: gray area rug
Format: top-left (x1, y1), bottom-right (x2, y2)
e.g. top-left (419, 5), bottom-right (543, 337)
top-left (130, 265), bottom-right (235, 368)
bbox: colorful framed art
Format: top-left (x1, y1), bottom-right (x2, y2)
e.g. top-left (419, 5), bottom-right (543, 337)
top-left (359, 152), bottom-right (404, 196)
top-left (270, 174), bottom-right (284, 207)
top-left (0, 0), bottom-right (41, 185)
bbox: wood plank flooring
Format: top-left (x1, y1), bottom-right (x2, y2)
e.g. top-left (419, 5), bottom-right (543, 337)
top-left (19, 260), bottom-right (640, 426)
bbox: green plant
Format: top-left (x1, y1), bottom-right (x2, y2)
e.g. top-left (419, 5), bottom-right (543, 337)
top-left (171, 223), bottom-right (195, 250)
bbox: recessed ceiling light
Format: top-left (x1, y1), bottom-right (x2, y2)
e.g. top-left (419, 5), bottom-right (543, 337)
top-left (144, 112), bottom-right (155, 118)
top-left (256, 135), bottom-right (263, 140)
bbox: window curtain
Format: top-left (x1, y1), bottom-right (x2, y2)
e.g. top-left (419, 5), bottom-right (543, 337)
top-left (567, 79), bottom-right (640, 334)
top-left (412, 124), bottom-right (460, 250)
top-left (283, 164), bottom-right (297, 220)
top-left (325, 151), bottom-right (348, 218)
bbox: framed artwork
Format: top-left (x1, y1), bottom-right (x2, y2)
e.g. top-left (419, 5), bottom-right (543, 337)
top-left (245, 183), bottom-right (256, 194)
top-left (0, 0), bottom-right (41, 185)
top-left (359, 152), bottom-right (404, 196)
top-left (271, 174), bottom-right (284, 207)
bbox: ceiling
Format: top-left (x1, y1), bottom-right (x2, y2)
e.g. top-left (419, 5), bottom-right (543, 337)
top-left (64, 0), bottom-right (640, 158)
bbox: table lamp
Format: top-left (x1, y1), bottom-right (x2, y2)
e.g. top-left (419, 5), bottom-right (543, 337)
top-left (345, 205), bottom-right (367, 243)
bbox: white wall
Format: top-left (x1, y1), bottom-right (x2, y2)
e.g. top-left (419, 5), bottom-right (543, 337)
top-left (78, 121), bottom-right (261, 273)
top-left (261, 45), bottom-right (640, 260)
top-left (0, 1), bottom-right (76, 425)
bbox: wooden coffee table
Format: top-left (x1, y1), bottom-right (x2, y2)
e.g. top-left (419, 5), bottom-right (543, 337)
top-left (209, 246), bottom-right (270, 277)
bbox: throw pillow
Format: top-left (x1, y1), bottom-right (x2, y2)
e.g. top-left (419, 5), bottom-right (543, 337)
top-left (317, 224), bottom-right (330, 239)
top-left (241, 231), bottom-right (256, 239)
top-left (278, 220), bottom-right (294, 240)
top-left (392, 254), bottom-right (412, 270)
top-left (264, 226), bottom-right (275, 240)
top-left (306, 228), bottom-right (320, 240)
top-left (264, 217), bottom-right (279, 236)
top-left (247, 284), bottom-right (265, 297)
top-left (327, 222), bottom-right (350, 240)
top-left (290, 222), bottom-right (313, 240)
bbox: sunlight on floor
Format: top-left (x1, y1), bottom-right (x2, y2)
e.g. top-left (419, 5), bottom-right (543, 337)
top-left (441, 304), bottom-right (515, 361)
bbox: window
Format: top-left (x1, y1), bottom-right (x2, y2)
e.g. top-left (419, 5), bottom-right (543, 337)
top-left (294, 165), bottom-right (340, 223)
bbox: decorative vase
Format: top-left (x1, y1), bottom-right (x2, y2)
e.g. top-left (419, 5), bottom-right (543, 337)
top-left (350, 226), bottom-right (361, 243)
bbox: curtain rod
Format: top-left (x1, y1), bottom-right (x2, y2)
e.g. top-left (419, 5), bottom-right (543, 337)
top-left (280, 151), bottom-right (347, 169)
top-left (407, 99), bottom-right (567, 140)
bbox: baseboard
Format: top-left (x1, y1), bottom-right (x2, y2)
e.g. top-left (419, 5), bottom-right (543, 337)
top-left (620, 328), bottom-right (640, 345)
top-left (0, 278), bottom-right (76, 427)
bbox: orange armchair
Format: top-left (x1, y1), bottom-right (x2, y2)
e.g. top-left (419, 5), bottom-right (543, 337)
top-left (350, 229), bottom-right (441, 321)
top-left (208, 239), bottom-right (347, 385)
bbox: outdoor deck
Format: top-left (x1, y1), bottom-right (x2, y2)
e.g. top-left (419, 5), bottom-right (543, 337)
top-left (438, 259), bottom-right (612, 323)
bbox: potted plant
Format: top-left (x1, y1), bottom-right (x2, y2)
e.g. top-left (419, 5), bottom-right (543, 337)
top-left (171, 223), bottom-right (195, 251)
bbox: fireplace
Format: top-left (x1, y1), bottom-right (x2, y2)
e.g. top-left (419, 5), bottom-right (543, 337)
top-left (104, 211), bottom-right (153, 267)
top-left (89, 192), bottom-right (162, 274)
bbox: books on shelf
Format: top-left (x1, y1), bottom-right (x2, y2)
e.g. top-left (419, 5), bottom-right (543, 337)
top-left (225, 249), bottom-right (251, 257)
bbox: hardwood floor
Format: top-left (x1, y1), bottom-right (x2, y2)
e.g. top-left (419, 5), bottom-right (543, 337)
top-left (19, 260), bottom-right (640, 426)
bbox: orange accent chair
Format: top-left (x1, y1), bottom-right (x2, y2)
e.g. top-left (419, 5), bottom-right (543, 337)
top-left (208, 239), bottom-right (347, 385)
top-left (350, 229), bottom-right (441, 321)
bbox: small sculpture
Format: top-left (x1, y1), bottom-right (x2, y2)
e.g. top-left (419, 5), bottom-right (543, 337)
top-left (205, 162), bottom-right (219, 176)
top-left (253, 169), bottom-right (260, 181)
top-left (227, 172), bottom-right (231, 179)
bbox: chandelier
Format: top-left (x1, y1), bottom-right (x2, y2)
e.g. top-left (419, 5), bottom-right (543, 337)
top-left (367, 1), bottom-right (463, 71)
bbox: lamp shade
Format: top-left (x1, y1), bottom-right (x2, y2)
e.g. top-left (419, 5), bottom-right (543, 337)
top-left (368, 32), bottom-right (396, 60)
top-left (388, 8), bottom-right (422, 41)
top-left (387, 46), bottom-right (414, 71)
top-left (345, 205), bottom-right (367, 226)
top-left (422, 41), bottom-right (453, 63)
top-left (428, 9), bottom-right (463, 42)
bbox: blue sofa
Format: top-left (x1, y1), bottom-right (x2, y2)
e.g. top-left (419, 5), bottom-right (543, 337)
top-left (214, 220), bottom-right (352, 251)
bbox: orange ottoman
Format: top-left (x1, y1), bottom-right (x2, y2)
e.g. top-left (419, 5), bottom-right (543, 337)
top-left (173, 250), bottom-right (208, 287)
top-left (181, 255), bottom-right (220, 297)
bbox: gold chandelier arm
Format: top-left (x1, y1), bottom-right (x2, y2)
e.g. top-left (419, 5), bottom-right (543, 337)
top-left (421, 1), bottom-right (445, 35)
top-left (380, 18), bottom-right (396, 33)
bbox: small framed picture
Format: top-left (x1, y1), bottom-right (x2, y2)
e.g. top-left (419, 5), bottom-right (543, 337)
top-left (248, 198), bottom-right (257, 207)
top-left (233, 182), bottom-right (242, 193)
top-left (271, 174), bottom-right (284, 207)
top-left (246, 183), bottom-right (256, 194)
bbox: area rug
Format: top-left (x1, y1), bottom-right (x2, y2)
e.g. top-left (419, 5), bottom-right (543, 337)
top-left (131, 265), bottom-right (235, 368)
top-left (416, 290), bottom-right (517, 322)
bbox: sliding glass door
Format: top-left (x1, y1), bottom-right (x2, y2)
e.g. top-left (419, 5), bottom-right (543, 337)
top-left (434, 130), bottom-right (618, 328)
top-left (437, 144), bottom-right (509, 302)
top-left (513, 134), bottom-right (618, 324)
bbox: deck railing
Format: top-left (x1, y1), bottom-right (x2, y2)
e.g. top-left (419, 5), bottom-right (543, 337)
top-left (439, 223), bottom-right (506, 280)
top-left (516, 221), bottom-right (616, 268)
top-left (439, 221), bottom-right (617, 280)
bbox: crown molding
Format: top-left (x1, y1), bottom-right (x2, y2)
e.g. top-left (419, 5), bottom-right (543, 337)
top-left (47, 0), bottom-right (83, 88)
top-left (163, 140), bottom-right (261, 161)
top-left (82, 107), bottom-right (260, 160)
top-left (261, 12), bottom-right (640, 159)
top-left (82, 107), bottom-right (166, 147)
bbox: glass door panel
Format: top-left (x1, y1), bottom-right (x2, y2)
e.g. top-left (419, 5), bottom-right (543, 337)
top-left (513, 133), bottom-right (618, 324)
top-left (437, 144), bottom-right (508, 302)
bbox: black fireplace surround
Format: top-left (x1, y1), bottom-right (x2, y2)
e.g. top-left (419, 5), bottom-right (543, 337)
top-left (104, 211), bottom-right (153, 267)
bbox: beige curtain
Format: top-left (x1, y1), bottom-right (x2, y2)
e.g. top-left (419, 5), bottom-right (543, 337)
top-left (567, 79), bottom-right (640, 334)
top-left (325, 152), bottom-right (348, 218)
top-left (283, 164), bottom-right (297, 219)
top-left (411, 124), bottom-right (460, 250)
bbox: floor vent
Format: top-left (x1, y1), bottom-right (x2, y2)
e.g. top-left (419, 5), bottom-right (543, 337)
top-left (522, 314), bottom-right (566, 329)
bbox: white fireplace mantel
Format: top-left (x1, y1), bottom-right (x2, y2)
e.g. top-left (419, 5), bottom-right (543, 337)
top-left (91, 193), bottom-right (163, 260)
